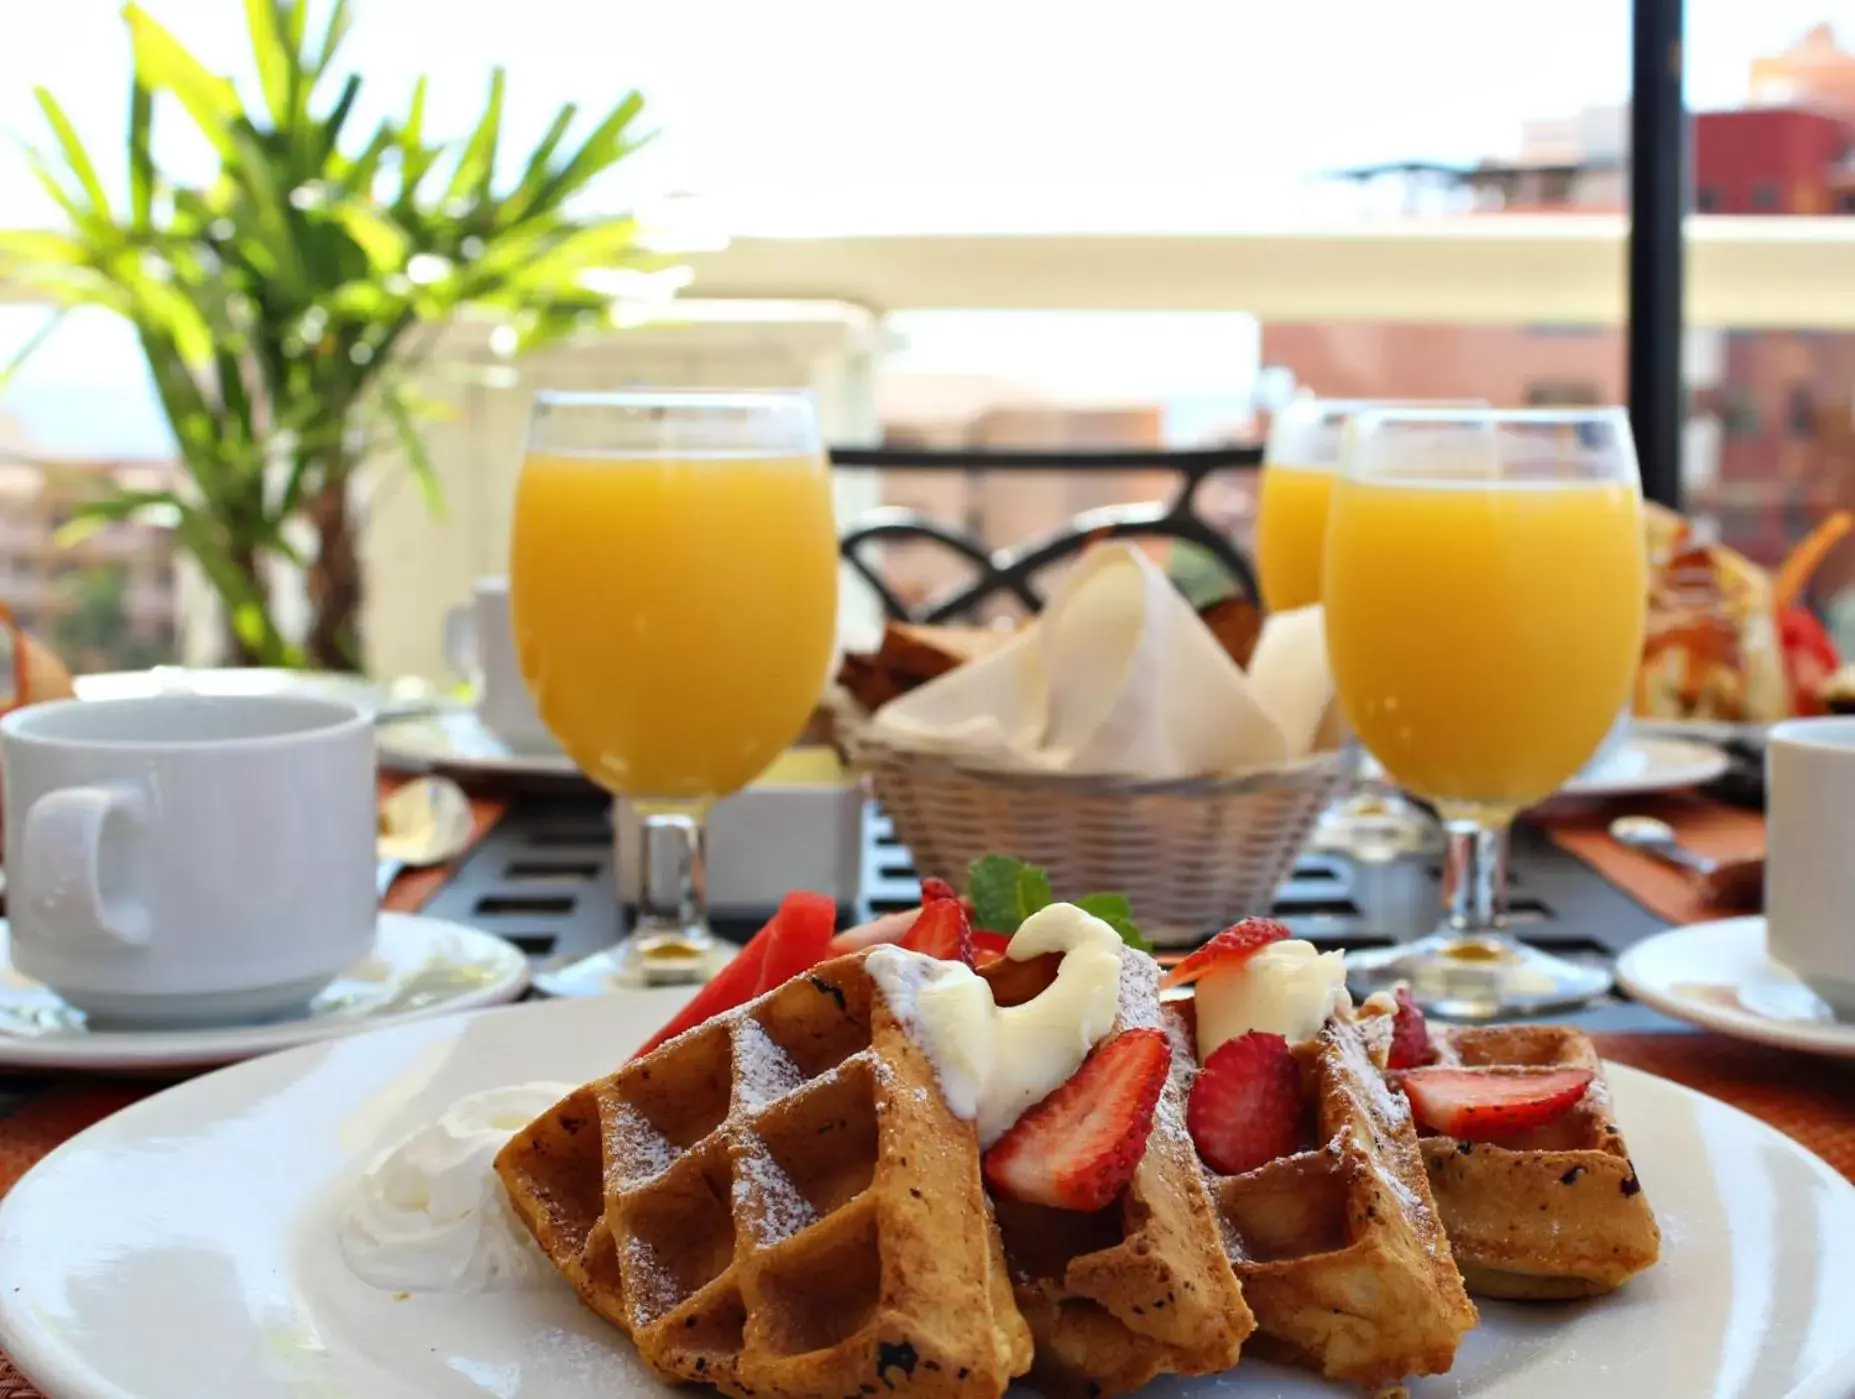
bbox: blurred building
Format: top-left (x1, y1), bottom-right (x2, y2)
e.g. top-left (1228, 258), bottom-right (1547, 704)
top-left (1751, 24), bottom-right (1855, 122)
top-left (1695, 107), bottom-right (1853, 215)
top-left (0, 458), bottom-right (177, 671)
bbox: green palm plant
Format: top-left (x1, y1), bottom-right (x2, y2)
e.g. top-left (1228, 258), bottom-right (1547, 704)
top-left (0, 0), bottom-right (659, 669)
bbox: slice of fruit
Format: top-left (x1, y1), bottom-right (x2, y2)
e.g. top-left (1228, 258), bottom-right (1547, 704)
top-left (1159, 917), bottom-right (1292, 989)
top-left (919, 876), bottom-right (963, 904)
top-left (1400, 1067), bottom-right (1594, 1141)
top-left (900, 896), bottom-right (976, 966)
top-left (1387, 986), bottom-right (1435, 1070)
top-left (755, 890), bottom-right (839, 992)
top-left (971, 929), bottom-right (1012, 966)
top-left (983, 1028), bottom-right (1170, 1210)
top-left (1186, 1030), bottom-right (1304, 1175)
top-left (632, 891), bottom-right (836, 1060)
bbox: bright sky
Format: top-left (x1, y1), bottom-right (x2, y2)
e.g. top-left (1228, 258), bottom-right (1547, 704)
top-left (0, 0), bottom-right (1848, 234)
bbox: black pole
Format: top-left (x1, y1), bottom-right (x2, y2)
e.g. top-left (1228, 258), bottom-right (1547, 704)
top-left (1628, 0), bottom-right (1687, 508)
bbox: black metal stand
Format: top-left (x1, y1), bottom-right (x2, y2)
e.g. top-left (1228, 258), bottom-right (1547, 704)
top-left (1628, 0), bottom-right (1687, 509)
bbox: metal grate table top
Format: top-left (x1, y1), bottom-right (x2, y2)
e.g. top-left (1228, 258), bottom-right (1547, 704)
top-left (419, 793), bottom-right (1679, 1031)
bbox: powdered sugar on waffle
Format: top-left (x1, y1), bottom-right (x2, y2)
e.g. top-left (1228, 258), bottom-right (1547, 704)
top-left (610, 1101), bottom-right (678, 1184)
top-left (733, 1018), bottom-right (805, 1110)
top-left (734, 1134), bottom-right (820, 1245)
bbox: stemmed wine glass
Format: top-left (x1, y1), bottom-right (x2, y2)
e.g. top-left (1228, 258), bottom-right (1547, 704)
top-left (509, 390), bottom-right (840, 992)
top-left (1321, 407), bottom-right (1647, 1017)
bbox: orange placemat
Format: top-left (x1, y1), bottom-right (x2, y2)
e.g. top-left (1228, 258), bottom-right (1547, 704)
top-left (1544, 793), bottom-right (1766, 926)
top-left (0, 779), bottom-right (504, 1399)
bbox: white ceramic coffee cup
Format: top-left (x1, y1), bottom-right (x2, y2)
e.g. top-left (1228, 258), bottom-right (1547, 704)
top-left (1766, 717), bottom-right (1855, 1015)
top-left (1, 694), bottom-right (377, 1025)
top-left (442, 578), bottom-right (558, 755)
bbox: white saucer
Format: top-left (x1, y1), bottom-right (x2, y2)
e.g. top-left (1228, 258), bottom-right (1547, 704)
top-left (0, 912), bottom-right (530, 1071)
top-left (1559, 734), bottom-right (1729, 798)
top-left (376, 709), bottom-right (577, 778)
top-left (1617, 916), bottom-right (1855, 1059)
top-left (72, 667), bottom-right (435, 723)
top-left (5, 993), bottom-right (1855, 1398)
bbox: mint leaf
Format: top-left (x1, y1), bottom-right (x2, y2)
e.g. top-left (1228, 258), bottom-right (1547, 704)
top-left (969, 854), bottom-right (1042, 932)
top-left (966, 856), bottom-right (1149, 950)
top-left (1101, 913), bottom-right (1153, 953)
top-left (1071, 892), bottom-right (1132, 924)
top-left (1017, 863), bottom-right (1054, 922)
top-left (1074, 893), bottom-right (1152, 951)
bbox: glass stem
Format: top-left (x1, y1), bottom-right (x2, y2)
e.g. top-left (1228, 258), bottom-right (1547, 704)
top-left (634, 808), bottom-right (711, 948)
top-left (1441, 819), bottom-right (1508, 936)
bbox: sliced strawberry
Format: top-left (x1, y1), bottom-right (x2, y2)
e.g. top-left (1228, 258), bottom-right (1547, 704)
top-left (1400, 1067), bottom-right (1593, 1142)
top-left (919, 876), bottom-right (962, 904)
top-left (899, 897), bottom-right (976, 966)
top-left (983, 1028), bottom-right (1170, 1211)
top-left (755, 890), bottom-right (839, 993)
top-left (1186, 1031), bottom-right (1305, 1175)
top-left (1387, 986), bottom-right (1435, 1070)
top-left (971, 930), bottom-right (1012, 966)
top-left (1159, 917), bottom-right (1292, 989)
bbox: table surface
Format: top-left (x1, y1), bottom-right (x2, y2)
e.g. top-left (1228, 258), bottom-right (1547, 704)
top-left (3, 788), bottom-right (1853, 1399)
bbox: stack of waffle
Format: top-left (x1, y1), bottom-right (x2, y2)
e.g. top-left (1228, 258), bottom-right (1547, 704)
top-left (498, 945), bottom-right (1659, 1398)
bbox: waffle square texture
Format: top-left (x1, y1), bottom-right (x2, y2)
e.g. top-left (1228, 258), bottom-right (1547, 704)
top-left (495, 952), bottom-right (1033, 1399)
top-left (1417, 1025), bottom-right (1662, 1299)
top-left (1170, 1005), bottom-right (1477, 1389)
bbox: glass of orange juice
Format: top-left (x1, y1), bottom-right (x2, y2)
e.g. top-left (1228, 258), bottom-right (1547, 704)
top-left (511, 390), bottom-right (839, 991)
top-left (1260, 398), bottom-right (1482, 862)
top-left (1323, 407), bottom-right (1647, 1017)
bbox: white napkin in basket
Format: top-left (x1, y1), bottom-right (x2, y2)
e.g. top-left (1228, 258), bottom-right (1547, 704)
top-left (869, 543), bottom-right (1334, 780)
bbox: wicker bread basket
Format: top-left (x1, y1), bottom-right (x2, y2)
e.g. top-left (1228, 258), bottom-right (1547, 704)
top-left (841, 713), bottom-right (1345, 947)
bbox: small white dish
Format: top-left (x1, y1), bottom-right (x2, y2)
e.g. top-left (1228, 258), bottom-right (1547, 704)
top-left (376, 709), bottom-right (576, 778)
top-left (1559, 734), bottom-right (1729, 799)
top-left (1617, 916), bottom-right (1855, 1059)
top-left (0, 912), bottom-right (529, 1071)
top-left (4, 992), bottom-right (1855, 1399)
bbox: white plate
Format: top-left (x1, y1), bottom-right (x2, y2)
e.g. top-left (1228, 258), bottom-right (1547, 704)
top-left (1559, 734), bottom-right (1729, 798)
top-left (377, 709), bottom-right (577, 778)
top-left (4, 995), bottom-right (1855, 1398)
top-left (0, 912), bottom-right (530, 1071)
top-left (1617, 916), bottom-right (1855, 1059)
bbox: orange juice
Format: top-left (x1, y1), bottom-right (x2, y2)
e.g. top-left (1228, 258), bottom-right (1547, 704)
top-left (1255, 464), bottom-right (1335, 611)
top-left (1322, 477), bottom-right (1645, 818)
top-left (510, 451), bottom-right (839, 800)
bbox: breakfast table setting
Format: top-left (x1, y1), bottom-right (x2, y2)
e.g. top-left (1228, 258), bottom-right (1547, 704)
top-left (5, 395), bottom-right (1855, 1399)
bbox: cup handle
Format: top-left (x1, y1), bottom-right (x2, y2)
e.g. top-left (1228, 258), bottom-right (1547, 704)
top-left (17, 785), bottom-right (153, 952)
top-left (442, 604), bottom-right (478, 682)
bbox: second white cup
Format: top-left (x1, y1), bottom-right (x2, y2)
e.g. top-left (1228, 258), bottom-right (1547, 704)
top-left (1766, 716), bottom-right (1855, 1016)
top-left (443, 577), bottom-right (558, 755)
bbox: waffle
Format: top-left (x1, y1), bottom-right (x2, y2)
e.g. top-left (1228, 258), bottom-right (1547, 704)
top-left (1168, 1002), bottom-right (1477, 1388)
top-left (1415, 1025), bottom-right (1661, 1300)
top-left (494, 951), bottom-right (1033, 1399)
top-left (978, 951), bottom-right (1254, 1398)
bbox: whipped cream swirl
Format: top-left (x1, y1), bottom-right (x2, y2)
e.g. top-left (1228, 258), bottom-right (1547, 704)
top-left (338, 1082), bottom-right (571, 1293)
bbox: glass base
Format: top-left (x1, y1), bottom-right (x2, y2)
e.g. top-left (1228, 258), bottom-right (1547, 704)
top-left (1309, 789), bottom-right (1440, 863)
top-left (1345, 932), bottom-right (1612, 1020)
top-left (533, 933), bottom-right (737, 996)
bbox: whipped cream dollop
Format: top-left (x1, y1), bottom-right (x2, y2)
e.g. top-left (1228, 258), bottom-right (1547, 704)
top-left (1194, 940), bottom-right (1350, 1063)
top-left (338, 1082), bottom-right (571, 1293)
top-left (867, 902), bottom-right (1124, 1146)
